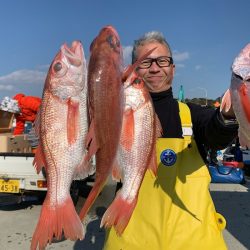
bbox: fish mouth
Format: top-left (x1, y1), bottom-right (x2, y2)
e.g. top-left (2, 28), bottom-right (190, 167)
top-left (103, 26), bottom-right (121, 52)
top-left (61, 41), bottom-right (83, 66)
top-left (103, 25), bottom-right (119, 39)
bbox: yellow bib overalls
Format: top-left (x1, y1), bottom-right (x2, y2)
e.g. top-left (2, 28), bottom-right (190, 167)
top-left (104, 102), bottom-right (227, 250)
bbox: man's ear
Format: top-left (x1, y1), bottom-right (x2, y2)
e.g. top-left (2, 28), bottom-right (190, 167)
top-left (171, 64), bottom-right (176, 76)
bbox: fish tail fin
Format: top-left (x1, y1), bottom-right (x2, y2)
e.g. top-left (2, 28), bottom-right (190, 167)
top-left (79, 177), bottom-right (106, 221)
top-left (30, 196), bottom-right (84, 250)
top-left (220, 89), bottom-right (232, 112)
top-left (100, 193), bottom-right (137, 235)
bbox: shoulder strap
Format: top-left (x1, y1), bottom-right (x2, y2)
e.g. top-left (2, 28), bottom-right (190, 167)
top-left (178, 102), bottom-right (193, 136)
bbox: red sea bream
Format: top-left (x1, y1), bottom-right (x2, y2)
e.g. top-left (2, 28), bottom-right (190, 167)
top-left (79, 26), bottom-right (124, 223)
top-left (221, 43), bottom-right (250, 148)
top-left (31, 41), bottom-right (90, 250)
top-left (101, 72), bottom-right (158, 235)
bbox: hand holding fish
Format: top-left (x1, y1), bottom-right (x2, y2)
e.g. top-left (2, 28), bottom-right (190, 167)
top-left (220, 100), bottom-right (236, 119)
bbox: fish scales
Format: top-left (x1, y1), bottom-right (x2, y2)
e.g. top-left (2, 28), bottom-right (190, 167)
top-left (41, 91), bottom-right (83, 200)
top-left (121, 101), bottom-right (155, 200)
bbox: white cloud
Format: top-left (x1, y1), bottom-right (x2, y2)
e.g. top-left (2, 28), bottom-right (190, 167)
top-left (0, 69), bottom-right (46, 99)
top-left (195, 65), bottom-right (201, 70)
top-left (0, 69), bottom-right (46, 85)
top-left (123, 45), bottom-right (133, 66)
top-left (0, 84), bottom-right (14, 90)
top-left (173, 51), bottom-right (189, 62)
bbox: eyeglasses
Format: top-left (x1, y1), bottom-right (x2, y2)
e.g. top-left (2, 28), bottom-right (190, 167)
top-left (138, 56), bottom-right (173, 69)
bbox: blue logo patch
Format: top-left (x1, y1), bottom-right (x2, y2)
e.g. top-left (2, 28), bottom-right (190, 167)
top-left (160, 149), bottom-right (177, 166)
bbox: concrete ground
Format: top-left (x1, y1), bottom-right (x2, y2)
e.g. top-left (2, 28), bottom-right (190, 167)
top-left (210, 178), bottom-right (250, 250)
top-left (0, 177), bottom-right (249, 250)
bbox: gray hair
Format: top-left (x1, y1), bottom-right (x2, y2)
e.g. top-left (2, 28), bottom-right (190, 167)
top-left (132, 31), bottom-right (172, 63)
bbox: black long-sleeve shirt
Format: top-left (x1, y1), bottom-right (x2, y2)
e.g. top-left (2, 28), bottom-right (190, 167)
top-left (150, 88), bottom-right (239, 161)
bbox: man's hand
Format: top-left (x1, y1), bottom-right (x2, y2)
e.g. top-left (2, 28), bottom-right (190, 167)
top-left (221, 105), bottom-right (236, 119)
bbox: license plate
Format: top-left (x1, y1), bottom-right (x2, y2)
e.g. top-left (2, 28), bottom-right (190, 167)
top-left (0, 179), bottom-right (20, 193)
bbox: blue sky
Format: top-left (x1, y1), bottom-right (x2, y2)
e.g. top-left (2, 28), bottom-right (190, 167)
top-left (0, 0), bottom-right (249, 101)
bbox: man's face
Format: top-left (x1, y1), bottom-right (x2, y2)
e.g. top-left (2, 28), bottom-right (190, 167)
top-left (136, 42), bottom-right (175, 93)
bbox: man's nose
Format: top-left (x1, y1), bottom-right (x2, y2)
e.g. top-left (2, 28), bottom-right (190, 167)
top-left (149, 61), bottom-right (160, 71)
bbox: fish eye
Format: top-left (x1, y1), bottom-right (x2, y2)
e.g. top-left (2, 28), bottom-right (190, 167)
top-left (52, 60), bottom-right (67, 77)
top-left (53, 62), bottom-right (63, 72)
top-left (132, 77), bottom-right (144, 89)
top-left (133, 78), bottom-right (141, 84)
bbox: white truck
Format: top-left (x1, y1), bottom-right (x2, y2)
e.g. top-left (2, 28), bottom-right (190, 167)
top-left (0, 152), bottom-right (46, 193)
top-left (0, 151), bottom-right (95, 205)
top-left (0, 151), bottom-right (48, 204)
top-left (0, 109), bottom-right (95, 205)
top-left (0, 107), bottom-right (48, 203)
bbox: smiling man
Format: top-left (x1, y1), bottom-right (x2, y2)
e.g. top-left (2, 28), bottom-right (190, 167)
top-left (104, 31), bottom-right (239, 250)
top-left (134, 39), bottom-right (174, 93)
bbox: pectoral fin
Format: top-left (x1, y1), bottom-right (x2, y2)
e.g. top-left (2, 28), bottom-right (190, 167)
top-left (120, 108), bottom-right (134, 151)
top-left (84, 119), bottom-right (99, 163)
top-left (122, 47), bottom-right (157, 82)
top-left (67, 98), bottom-right (80, 145)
